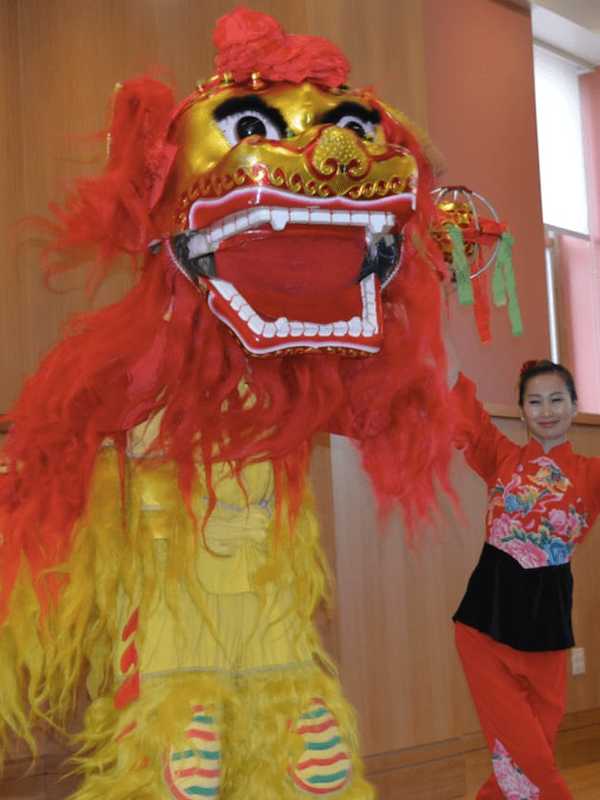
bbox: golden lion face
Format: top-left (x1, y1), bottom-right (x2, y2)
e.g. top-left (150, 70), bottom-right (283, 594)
top-left (159, 81), bottom-right (419, 357)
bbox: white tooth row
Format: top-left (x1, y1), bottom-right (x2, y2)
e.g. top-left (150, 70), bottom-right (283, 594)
top-left (187, 207), bottom-right (395, 258)
top-left (361, 272), bottom-right (378, 336)
top-left (210, 272), bottom-right (379, 339)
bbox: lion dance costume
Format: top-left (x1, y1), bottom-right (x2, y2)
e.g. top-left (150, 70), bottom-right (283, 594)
top-left (0, 8), bottom-right (456, 799)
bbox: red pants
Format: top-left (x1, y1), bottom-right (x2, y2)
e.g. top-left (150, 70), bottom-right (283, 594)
top-left (455, 623), bottom-right (572, 800)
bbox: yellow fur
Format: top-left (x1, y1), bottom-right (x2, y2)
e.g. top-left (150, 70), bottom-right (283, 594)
top-left (1, 445), bottom-right (372, 796)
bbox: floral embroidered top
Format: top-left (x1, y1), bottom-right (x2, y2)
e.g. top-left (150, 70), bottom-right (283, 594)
top-left (451, 373), bottom-right (600, 651)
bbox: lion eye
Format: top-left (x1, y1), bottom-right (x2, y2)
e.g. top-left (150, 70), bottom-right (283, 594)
top-left (217, 111), bottom-right (284, 146)
top-left (336, 115), bottom-right (375, 140)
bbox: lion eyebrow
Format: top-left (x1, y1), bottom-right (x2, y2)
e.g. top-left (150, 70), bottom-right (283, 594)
top-left (213, 95), bottom-right (288, 135)
top-left (318, 101), bottom-right (380, 125)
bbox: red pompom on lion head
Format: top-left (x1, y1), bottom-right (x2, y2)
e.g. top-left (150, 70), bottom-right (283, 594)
top-left (213, 6), bottom-right (350, 88)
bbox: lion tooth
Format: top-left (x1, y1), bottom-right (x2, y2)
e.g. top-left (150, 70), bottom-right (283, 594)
top-left (318, 324), bottom-right (334, 336)
top-left (248, 208), bottom-right (271, 227)
top-left (304, 322), bottom-right (319, 336)
top-left (238, 304), bottom-right (253, 321)
top-left (333, 321), bottom-right (348, 335)
top-left (290, 321), bottom-right (303, 336)
top-left (290, 209), bottom-right (309, 223)
top-left (367, 213), bottom-right (386, 234)
top-left (362, 322), bottom-right (376, 337)
top-left (263, 322), bottom-right (276, 338)
top-left (231, 294), bottom-right (244, 311)
top-left (209, 224), bottom-right (224, 244)
top-left (309, 209), bottom-right (331, 225)
top-left (235, 213), bottom-right (249, 232)
top-left (275, 317), bottom-right (290, 336)
top-left (211, 279), bottom-right (235, 301)
top-left (270, 208), bottom-right (289, 231)
top-left (350, 211), bottom-right (369, 226)
top-left (331, 211), bottom-right (350, 225)
top-left (188, 233), bottom-right (209, 258)
top-left (223, 219), bottom-right (236, 237)
top-left (364, 301), bottom-right (378, 331)
top-left (362, 273), bottom-right (376, 298)
top-left (247, 315), bottom-right (264, 334)
top-left (348, 317), bottom-right (362, 337)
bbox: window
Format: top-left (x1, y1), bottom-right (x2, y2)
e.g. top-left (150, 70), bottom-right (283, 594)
top-left (533, 45), bottom-right (588, 235)
top-left (533, 44), bottom-right (600, 413)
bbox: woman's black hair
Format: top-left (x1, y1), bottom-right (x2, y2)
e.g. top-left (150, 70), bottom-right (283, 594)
top-left (518, 360), bottom-right (577, 406)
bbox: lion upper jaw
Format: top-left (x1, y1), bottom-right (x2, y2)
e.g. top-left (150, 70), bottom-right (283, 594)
top-left (185, 206), bottom-right (396, 259)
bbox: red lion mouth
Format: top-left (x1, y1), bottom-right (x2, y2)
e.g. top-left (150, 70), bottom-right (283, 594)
top-left (169, 186), bottom-right (414, 356)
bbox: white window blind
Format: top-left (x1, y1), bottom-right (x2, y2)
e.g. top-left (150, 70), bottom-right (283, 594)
top-left (533, 45), bottom-right (589, 235)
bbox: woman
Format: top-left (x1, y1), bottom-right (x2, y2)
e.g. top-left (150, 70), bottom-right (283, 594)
top-left (451, 360), bottom-right (600, 799)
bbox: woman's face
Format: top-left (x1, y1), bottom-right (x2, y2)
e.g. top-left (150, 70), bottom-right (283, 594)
top-left (521, 372), bottom-right (577, 450)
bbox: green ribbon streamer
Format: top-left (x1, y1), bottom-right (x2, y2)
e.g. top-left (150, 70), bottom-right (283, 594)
top-left (448, 224), bottom-right (473, 306)
top-left (492, 232), bottom-right (523, 337)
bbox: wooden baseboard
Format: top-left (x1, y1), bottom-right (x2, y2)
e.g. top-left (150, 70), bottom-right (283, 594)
top-left (364, 708), bottom-right (600, 800)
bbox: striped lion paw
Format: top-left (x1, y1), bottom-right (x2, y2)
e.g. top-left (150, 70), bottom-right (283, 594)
top-left (289, 699), bottom-right (353, 796)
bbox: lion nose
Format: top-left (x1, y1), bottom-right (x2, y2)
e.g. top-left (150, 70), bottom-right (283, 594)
top-left (311, 126), bottom-right (368, 178)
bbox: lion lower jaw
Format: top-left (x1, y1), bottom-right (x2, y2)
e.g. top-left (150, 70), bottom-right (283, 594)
top-left (205, 271), bottom-right (380, 356)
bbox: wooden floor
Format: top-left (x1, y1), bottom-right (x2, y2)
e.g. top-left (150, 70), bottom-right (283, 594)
top-left (564, 762), bottom-right (600, 797)
top-left (462, 762), bottom-right (600, 799)
top-left (2, 761), bottom-right (599, 798)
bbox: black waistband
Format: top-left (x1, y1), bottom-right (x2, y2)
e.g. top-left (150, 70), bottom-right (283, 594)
top-left (453, 542), bottom-right (574, 651)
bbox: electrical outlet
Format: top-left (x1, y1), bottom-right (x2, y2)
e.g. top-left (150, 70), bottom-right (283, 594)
top-left (571, 647), bottom-right (586, 676)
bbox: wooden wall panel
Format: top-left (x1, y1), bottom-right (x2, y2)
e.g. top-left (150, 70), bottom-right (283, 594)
top-left (0, 1), bottom-right (26, 411)
top-left (0, 0), bottom-right (428, 412)
top-left (331, 435), bottom-right (482, 755)
top-left (568, 423), bottom-right (600, 713)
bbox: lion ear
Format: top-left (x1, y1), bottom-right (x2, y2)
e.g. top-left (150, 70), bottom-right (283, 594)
top-left (107, 77), bottom-right (178, 212)
top-left (42, 76), bottom-right (177, 285)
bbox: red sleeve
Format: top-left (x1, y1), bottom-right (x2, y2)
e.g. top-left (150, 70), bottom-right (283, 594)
top-left (451, 372), bottom-right (514, 484)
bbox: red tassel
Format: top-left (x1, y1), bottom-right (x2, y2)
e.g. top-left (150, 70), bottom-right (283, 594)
top-left (472, 257), bottom-right (492, 344)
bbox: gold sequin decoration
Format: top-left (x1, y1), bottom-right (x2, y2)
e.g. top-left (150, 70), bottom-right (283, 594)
top-left (175, 167), bottom-right (410, 223)
top-left (311, 127), bottom-right (369, 179)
